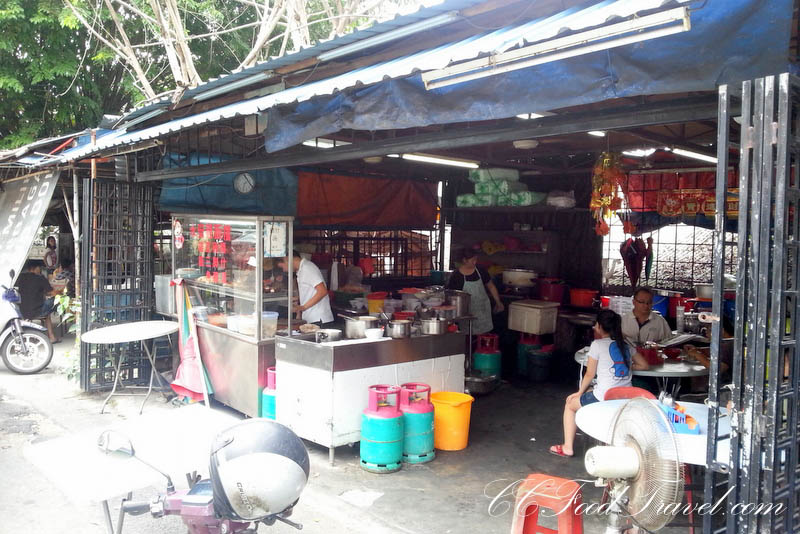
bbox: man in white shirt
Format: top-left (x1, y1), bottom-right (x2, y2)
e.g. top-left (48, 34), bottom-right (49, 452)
top-left (279, 251), bottom-right (333, 325)
top-left (621, 287), bottom-right (672, 346)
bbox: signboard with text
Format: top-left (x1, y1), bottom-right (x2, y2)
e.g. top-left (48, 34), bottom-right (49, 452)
top-left (0, 171), bottom-right (60, 283)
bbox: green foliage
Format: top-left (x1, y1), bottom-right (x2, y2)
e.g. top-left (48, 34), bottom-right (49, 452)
top-left (54, 289), bottom-right (81, 382)
top-left (0, 0), bottom-right (132, 148)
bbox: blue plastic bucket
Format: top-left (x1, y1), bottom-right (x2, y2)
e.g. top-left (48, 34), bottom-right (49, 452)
top-left (652, 295), bottom-right (669, 317)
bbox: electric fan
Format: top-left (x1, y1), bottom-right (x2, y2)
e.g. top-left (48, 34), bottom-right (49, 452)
top-left (584, 397), bottom-right (685, 533)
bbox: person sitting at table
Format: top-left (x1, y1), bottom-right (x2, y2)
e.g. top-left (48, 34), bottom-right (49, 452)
top-left (549, 309), bottom-right (649, 458)
top-left (17, 260), bottom-right (60, 343)
top-left (621, 286), bottom-right (672, 346)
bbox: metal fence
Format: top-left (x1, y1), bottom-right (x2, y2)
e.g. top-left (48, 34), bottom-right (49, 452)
top-left (80, 179), bottom-right (155, 392)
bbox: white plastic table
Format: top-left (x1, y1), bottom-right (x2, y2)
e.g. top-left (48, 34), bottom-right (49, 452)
top-left (574, 346), bottom-right (708, 396)
top-left (576, 399), bottom-right (731, 466)
top-left (82, 321), bottom-right (179, 414)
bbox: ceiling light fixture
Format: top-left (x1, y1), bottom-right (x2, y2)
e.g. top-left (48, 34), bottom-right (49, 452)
top-left (588, 131), bottom-right (606, 137)
top-left (399, 153), bottom-right (479, 169)
top-left (515, 111), bottom-right (556, 120)
top-left (318, 11), bottom-right (460, 62)
top-left (422, 7), bottom-right (691, 90)
top-left (513, 139), bottom-right (540, 149)
top-left (302, 138), bottom-right (352, 149)
top-left (670, 147), bottom-right (718, 164)
top-left (622, 148), bottom-right (657, 158)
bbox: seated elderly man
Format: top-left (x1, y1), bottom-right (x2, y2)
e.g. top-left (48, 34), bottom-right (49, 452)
top-left (621, 286), bottom-right (672, 347)
top-left (16, 260), bottom-right (60, 343)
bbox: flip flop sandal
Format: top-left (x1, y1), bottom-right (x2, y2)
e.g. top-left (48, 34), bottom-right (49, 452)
top-left (549, 444), bottom-right (573, 458)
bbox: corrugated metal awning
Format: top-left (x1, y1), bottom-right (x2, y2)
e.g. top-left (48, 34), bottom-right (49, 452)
top-left (57, 0), bottom-right (690, 165)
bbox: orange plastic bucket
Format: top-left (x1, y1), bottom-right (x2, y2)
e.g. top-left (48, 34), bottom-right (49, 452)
top-left (430, 392), bottom-right (474, 450)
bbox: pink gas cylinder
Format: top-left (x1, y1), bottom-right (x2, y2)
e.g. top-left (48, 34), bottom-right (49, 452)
top-left (399, 383), bottom-right (435, 464)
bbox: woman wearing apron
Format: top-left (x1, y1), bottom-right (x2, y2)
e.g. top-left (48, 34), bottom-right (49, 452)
top-left (446, 248), bottom-right (504, 335)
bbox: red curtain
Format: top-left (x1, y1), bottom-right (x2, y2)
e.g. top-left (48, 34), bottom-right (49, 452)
top-left (297, 171), bottom-right (438, 227)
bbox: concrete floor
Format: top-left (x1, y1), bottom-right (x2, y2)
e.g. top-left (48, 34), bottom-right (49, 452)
top-left (0, 334), bottom-right (699, 534)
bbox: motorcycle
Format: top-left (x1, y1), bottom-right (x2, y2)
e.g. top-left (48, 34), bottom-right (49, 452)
top-left (97, 418), bottom-right (309, 534)
top-left (0, 269), bottom-right (53, 374)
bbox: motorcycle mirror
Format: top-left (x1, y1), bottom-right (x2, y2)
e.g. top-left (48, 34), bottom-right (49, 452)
top-left (97, 430), bottom-right (135, 458)
top-left (8, 269), bottom-right (14, 280)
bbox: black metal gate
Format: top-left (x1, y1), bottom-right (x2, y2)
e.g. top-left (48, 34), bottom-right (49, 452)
top-left (705, 73), bottom-right (800, 533)
top-left (80, 179), bottom-right (155, 392)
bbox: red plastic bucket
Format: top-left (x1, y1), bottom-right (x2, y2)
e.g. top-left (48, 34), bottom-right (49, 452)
top-left (600, 296), bottom-right (610, 308)
top-left (570, 289), bottom-right (598, 308)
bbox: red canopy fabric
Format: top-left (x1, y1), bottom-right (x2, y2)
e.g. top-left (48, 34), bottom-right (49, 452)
top-left (625, 171), bottom-right (737, 213)
top-left (297, 171), bottom-right (437, 228)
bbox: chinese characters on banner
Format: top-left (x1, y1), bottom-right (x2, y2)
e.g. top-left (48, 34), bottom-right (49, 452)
top-left (656, 189), bottom-right (740, 218)
top-left (188, 223), bottom-right (232, 284)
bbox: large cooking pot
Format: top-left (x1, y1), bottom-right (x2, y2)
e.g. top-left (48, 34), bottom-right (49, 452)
top-left (343, 315), bottom-right (379, 338)
top-left (386, 320), bottom-right (411, 339)
top-left (420, 318), bottom-right (450, 335)
top-left (694, 283), bottom-right (713, 299)
top-left (445, 290), bottom-right (471, 318)
top-left (683, 312), bottom-right (703, 334)
top-left (433, 305), bottom-right (457, 320)
top-left (502, 269), bottom-right (538, 288)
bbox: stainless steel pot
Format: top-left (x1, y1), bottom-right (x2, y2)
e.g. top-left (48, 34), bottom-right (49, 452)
top-left (342, 315), bottom-right (380, 338)
top-left (694, 283), bottom-right (713, 299)
top-left (445, 290), bottom-right (471, 318)
top-left (502, 269), bottom-right (538, 288)
top-left (315, 329), bottom-right (342, 342)
top-left (420, 318), bottom-right (449, 335)
top-left (386, 320), bottom-right (411, 339)
top-left (433, 305), bottom-right (457, 320)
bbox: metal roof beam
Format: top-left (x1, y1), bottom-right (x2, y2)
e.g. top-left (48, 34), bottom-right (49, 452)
top-left (135, 96), bottom-right (724, 182)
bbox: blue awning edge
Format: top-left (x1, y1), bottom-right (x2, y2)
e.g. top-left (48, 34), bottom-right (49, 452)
top-left (264, 0), bottom-right (792, 153)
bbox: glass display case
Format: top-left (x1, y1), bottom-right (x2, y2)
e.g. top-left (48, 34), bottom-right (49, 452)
top-left (172, 214), bottom-right (294, 340)
top-left (170, 214), bottom-right (294, 418)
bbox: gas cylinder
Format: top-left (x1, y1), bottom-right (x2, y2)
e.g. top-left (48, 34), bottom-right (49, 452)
top-left (360, 385), bottom-right (404, 473)
top-left (473, 333), bottom-right (501, 378)
top-left (260, 366), bottom-right (277, 420)
top-left (517, 333), bottom-right (542, 377)
top-left (398, 383), bottom-right (435, 464)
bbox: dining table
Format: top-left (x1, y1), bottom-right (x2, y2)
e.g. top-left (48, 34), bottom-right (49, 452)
top-left (81, 320), bottom-right (179, 414)
top-left (575, 398), bottom-right (731, 466)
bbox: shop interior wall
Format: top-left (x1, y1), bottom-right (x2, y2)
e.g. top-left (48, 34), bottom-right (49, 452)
top-left (446, 174), bottom-right (601, 289)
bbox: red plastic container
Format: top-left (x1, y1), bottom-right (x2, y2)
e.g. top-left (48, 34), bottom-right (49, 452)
top-left (639, 346), bottom-right (662, 366)
top-left (266, 366), bottom-right (276, 390)
top-left (393, 310), bottom-right (416, 321)
top-left (600, 296), bottom-right (610, 308)
top-left (570, 288), bottom-right (598, 308)
top-left (538, 278), bottom-right (566, 304)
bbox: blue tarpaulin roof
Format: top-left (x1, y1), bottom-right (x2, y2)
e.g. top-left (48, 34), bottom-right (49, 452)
top-left (55, 0), bottom-right (791, 164)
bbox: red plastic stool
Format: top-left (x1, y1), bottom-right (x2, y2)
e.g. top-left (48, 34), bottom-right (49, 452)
top-left (510, 473), bottom-right (583, 534)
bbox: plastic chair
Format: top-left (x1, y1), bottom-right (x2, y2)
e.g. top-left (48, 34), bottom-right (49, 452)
top-left (510, 473), bottom-right (583, 534)
top-left (603, 386), bottom-right (657, 400)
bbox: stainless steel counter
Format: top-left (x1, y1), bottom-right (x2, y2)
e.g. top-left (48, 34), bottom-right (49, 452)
top-left (275, 333), bottom-right (466, 372)
top-left (275, 332), bottom-right (467, 464)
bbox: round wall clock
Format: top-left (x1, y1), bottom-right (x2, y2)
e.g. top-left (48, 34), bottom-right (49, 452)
top-left (233, 172), bottom-right (256, 194)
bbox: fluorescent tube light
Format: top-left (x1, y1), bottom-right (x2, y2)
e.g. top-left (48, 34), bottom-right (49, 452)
top-left (194, 72), bottom-right (274, 102)
top-left (670, 147), bottom-right (718, 164)
top-left (400, 153), bottom-right (479, 168)
top-left (588, 131), bottom-right (606, 137)
top-left (422, 7), bottom-right (690, 90)
top-left (622, 148), bottom-right (657, 157)
top-left (117, 109), bottom-right (164, 129)
top-left (386, 152), bottom-right (478, 168)
top-left (318, 11), bottom-right (460, 62)
top-left (516, 111), bottom-right (555, 120)
top-left (302, 138), bottom-right (352, 148)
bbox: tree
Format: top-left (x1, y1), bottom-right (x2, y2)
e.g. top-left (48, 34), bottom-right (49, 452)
top-left (0, 0), bottom-right (131, 148)
top-left (64, 0), bottom-right (426, 104)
